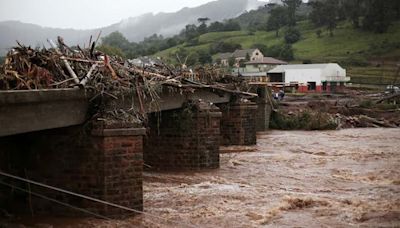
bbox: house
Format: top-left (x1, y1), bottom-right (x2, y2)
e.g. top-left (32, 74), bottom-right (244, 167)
top-left (219, 53), bottom-right (232, 66)
top-left (245, 57), bottom-right (288, 73)
top-left (235, 57), bottom-right (288, 83)
top-left (267, 63), bottom-right (350, 93)
top-left (219, 49), bottom-right (264, 66)
top-left (232, 49), bottom-right (264, 62)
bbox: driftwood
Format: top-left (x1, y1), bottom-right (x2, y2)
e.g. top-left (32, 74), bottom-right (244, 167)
top-left (1, 36), bottom-right (257, 125)
top-left (376, 93), bottom-right (400, 104)
top-left (48, 39), bottom-right (80, 84)
top-left (358, 115), bottom-right (397, 128)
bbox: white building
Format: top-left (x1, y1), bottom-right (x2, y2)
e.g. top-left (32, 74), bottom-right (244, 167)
top-left (219, 49), bottom-right (264, 66)
top-left (267, 63), bottom-right (350, 92)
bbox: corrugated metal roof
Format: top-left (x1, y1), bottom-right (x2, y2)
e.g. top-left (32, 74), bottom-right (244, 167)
top-left (232, 49), bottom-right (257, 58)
top-left (268, 63), bottom-right (342, 73)
top-left (219, 52), bottom-right (232, 59)
top-left (240, 72), bottom-right (268, 77)
top-left (245, 57), bottom-right (288, 65)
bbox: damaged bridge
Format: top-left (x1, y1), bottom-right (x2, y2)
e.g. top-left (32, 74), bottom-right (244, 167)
top-left (0, 85), bottom-right (269, 218)
top-left (0, 39), bottom-right (271, 219)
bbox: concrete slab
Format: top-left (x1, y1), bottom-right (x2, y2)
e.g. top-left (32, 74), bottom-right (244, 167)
top-left (0, 88), bottom-right (89, 137)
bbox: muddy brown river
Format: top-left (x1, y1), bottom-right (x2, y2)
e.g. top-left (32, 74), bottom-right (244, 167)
top-left (4, 129), bottom-right (400, 227)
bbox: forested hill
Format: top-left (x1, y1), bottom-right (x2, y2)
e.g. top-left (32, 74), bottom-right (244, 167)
top-left (0, 0), bottom-right (265, 56)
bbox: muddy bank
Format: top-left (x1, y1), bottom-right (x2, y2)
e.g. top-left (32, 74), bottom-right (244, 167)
top-left (2, 129), bottom-right (400, 227)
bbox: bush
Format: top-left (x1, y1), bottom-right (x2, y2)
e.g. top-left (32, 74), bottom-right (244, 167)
top-left (284, 27), bottom-right (301, 44)
top-left (359, 99), bottom-right (374, 108)
top-left (210, 41), bottom-right (242, 54)
top-left (197, 50), bottom-right (212, 64)
top-left (266, 44), bottom-right (294, 61)
top-left (270, 109), bottom-right (338, 130)
top-left (279, 44), bottom-right (294, 61)
top-left (96, 44), bottom-right (126, 58)
top-left (185, 38), bottom-right (199, 47)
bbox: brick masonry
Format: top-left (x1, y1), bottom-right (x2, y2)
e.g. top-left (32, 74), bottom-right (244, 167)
top-left (251, 86), bottom-right (272, 132)
top-left (144, 102), bottom-right (221, 170)
top-left (218, 102), bottom-right (258, 146)
top-left (0, 124), bottom-right (144, 218)
top-left (255, 103), bottom-right (272, 132)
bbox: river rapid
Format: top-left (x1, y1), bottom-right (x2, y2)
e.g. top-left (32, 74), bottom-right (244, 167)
top-left (4, 129), bottom-right (400, 227)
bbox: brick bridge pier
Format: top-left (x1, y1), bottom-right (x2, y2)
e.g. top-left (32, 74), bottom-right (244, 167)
top-left (0, 90), bottom-right (262, 218)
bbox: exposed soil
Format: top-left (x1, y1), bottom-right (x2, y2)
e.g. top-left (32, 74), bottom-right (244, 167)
top-left (2, 129), bottom-right (400, 227)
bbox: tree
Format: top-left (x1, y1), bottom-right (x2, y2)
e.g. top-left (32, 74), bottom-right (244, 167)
top-left (283, 0), bottom-right (302, 26)
top-left (197, 23), bottom-right (208, 35)
top-left (324, 0), bottom-right (339, 36)
top-left (223, 20), bottom-right (241, 31)
top-left (183, 24), bottom-right (199, 40)
top-left (267, 6), bottom-right (288, 37)
top-left (198, 17), bottom-right (210, 24)
top-left (175, 47), bottom-right (189, 64)
top-left (342, 0), bottom-right (364, 28)
top-left (208, 21), bottom-right (225, 32)
top-left (245, 53), bottom-right (250, 61)
top-left (363, 0), bottom-right (396, 33)
top-left (265, 43), bottom-right (294, 61)
top-left (197, 50), bottom-right (212, 64)
top-left (316, 29), bottom-right (322, 38)
top-left (309, 0), bottom-right (339, 36)
top-left (186, 52), bottom-right (199, 66)
top-left (96, 44), bottom-right (126, 58)
top-left (210, 41), bottom-right (242, 54)
top-left (228, 57), bottom-right (236, 67)
top-left (284, 27), bottom-right (301, 44)
top-left (309, 1), bottom-right (325, 27)
top-left (279, 44), bottom-right (294, 61)
top-left (186, 38), bottom-right (199, 47)
top-left (101, 31), bottom-right (130, 51)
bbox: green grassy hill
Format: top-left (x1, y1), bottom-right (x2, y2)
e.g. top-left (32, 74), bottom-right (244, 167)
top-left (155, 20), bottom-right (400, 85)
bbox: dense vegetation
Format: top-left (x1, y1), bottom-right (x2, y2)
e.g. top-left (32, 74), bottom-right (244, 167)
top-left (98, 0), bottom-right (400, 84)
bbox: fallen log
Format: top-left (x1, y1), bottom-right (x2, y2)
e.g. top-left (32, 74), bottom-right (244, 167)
top-left (376, 93), bottom-right (400, 104)
top-left (358, 115), bottom-right (397, 128)
top-left (48, 39), bottom-right (80, 84)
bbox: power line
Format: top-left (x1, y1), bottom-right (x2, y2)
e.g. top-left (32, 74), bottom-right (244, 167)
top-left (0, 180), bottom-right (111, 220)
top-left (0, 180), bottom-right (168, 228)
top-left (0, 171), bottom-right (197, 228)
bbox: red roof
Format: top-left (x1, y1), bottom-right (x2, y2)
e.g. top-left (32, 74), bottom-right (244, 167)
top-left (245, 57), bottom-right (287, 65)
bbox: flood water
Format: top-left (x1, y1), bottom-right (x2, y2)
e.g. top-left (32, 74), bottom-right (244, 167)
top-left (5, 129), bottom-right (400, 227)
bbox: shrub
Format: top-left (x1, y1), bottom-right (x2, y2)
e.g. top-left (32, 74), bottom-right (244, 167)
top-left (266, 44), bottom-right (294, 61)
top-left (185, 38), bottom-right (199, 47)
top-left (270, 109), bottom-right (338, 130)
top-left (284, 27), bottom-right (301, 44)
top-left (210, 41), bottom-right (242, 55)
top-left (359, 99), bottom-right (374, 108)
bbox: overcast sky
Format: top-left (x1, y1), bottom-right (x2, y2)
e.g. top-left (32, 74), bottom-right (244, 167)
top-left (0, 0), bottom-right (218, 29)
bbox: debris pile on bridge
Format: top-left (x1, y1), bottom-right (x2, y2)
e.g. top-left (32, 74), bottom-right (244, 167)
top-left (0, 37), bottom-right (256, 124)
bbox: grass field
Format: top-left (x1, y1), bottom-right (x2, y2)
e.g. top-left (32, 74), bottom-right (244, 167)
top-left (155, 21), bottom-right (400, 85)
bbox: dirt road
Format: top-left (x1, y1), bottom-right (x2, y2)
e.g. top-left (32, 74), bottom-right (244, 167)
top-left (3, 129), bottom-right (400, 227)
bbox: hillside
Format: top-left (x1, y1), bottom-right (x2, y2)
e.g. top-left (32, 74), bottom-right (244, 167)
top-left (0, 0), bottom-right (265, 56)
top-left (155, 20), bottom-right (400, 85)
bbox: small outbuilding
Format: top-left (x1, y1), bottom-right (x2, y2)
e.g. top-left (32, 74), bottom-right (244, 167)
top-left (268, 63), bottom-right (350, 92)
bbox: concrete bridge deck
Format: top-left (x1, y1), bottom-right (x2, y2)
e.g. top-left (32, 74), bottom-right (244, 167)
top-left (0, 88), bottom-right (232, 137)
